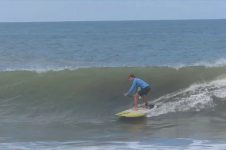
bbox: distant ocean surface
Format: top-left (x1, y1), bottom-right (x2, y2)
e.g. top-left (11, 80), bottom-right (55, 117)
top-left (0, 20), bottom-right (226, 70)
top-left (0, 20), bottom-right (226, 150)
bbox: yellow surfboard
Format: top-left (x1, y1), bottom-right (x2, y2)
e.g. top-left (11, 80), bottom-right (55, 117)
top-left (115, 107), bottom-right (150, 118)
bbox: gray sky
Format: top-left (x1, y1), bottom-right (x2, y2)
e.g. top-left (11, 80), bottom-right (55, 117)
top-left (0, 0), bottom-right (226, 22)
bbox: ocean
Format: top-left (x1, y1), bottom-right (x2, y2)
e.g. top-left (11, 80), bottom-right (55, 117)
top-left (0, 19), bottom-right (226, 149)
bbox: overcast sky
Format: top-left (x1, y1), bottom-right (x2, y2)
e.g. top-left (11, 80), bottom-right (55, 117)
top-left (0, 0), bottom-right (226, 22)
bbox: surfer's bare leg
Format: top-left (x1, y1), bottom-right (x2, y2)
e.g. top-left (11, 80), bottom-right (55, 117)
top-left (134, 93), bottom-right (139, 111)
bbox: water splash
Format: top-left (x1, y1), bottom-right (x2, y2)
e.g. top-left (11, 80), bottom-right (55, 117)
top-left (148, 79), bottom-right (226, 117)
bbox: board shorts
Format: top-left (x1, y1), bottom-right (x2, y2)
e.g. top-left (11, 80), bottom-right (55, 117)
top-left (138, 86), bottom-right (151, 97)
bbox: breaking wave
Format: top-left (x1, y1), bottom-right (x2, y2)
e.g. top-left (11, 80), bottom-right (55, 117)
top-left (0, 65), bottom-right (226, 123)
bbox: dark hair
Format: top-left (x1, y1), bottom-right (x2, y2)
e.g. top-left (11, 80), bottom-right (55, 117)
top-left (128, 74), bottom-right (135, 78)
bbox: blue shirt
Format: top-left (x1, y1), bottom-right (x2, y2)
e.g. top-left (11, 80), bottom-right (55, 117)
top-left (127, 78), bottom-right (150, 96)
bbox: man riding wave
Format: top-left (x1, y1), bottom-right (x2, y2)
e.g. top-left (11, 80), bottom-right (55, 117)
top-left (124, 74), bottom-right (151, 111)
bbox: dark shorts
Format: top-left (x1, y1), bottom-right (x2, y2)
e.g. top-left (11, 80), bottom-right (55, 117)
top-left (138, 86), bottom-right (151, 97)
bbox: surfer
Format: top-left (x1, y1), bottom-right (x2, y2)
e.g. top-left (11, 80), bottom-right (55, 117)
top-left (124, 74), bottom-right (151, 111)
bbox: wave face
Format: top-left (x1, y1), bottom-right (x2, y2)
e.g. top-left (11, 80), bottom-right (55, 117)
top-left (1, 66), bottom-right (226, 124)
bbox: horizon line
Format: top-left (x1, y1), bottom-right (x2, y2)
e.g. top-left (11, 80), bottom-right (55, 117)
top-left (0, 18), bottom-right (226, 23)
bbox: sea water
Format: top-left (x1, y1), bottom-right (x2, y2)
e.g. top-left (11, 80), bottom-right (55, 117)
top-left (0, 20), bottom-right (226, 149)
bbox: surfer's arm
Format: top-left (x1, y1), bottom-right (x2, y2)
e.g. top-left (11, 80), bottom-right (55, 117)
top-left (126, 80), bottom-right (136, 96)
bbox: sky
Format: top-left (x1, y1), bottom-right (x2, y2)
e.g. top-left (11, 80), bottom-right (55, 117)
top-left (0, 0), bottom-right (226, 22)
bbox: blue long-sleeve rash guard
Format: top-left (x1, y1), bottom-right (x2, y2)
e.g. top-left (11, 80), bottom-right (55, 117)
top-left (127, 78), bottom-right (150, 96)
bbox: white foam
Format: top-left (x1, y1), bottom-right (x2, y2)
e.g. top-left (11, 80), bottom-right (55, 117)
top-left (0, 139), bottom-right (226, 150)
top-left (2, 66), bottom-right (79, 73)
top-left (162, 58), bottom-right (226, 70)
top-left (148, 79), bottom-right (226, 117)
top-left (193, 58), bottom-right (226, 68)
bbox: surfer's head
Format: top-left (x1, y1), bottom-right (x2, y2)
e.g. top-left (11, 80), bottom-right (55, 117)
top-left (128, 74), bottom-right (135, 81)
